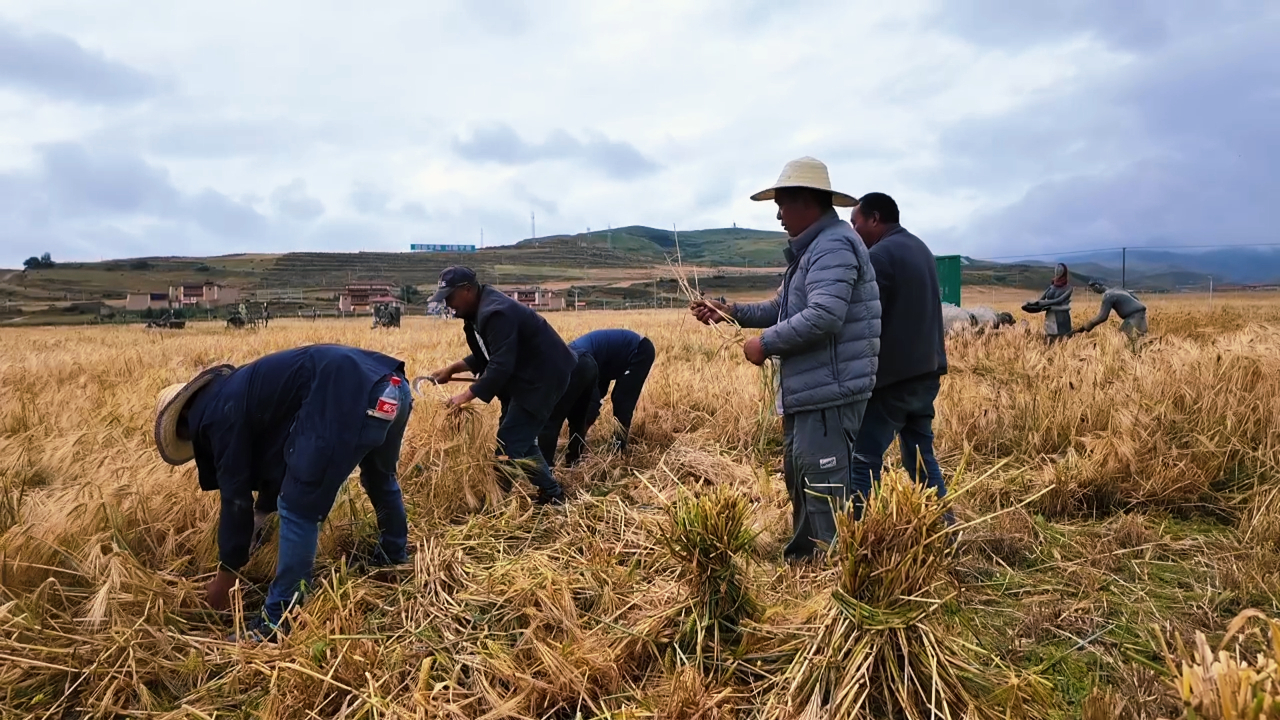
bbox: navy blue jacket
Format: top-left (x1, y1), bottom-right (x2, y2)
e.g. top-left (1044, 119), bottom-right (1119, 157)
top-left (462, 285), bottom-right (575, 407)
top-left (569, 329), bottom-right (645, 389)
top-left (187, 344), bottom-right (404, 571)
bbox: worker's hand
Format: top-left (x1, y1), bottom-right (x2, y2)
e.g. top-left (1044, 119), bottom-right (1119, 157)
top-left (249, 510), bottom-right (273, 555)
top-left (427, 366), bottom-right (454, 385)
top-left (206, 569), bottom-right (238, 611)
top-left (743, 336), bottom-right (767, 366)
top-left (446, 388), bottom-right (475, 410)
top-left (691, 298), bottom-right (731, 325)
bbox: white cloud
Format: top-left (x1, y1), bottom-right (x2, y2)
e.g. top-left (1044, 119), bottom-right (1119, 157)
top-left (0, 0), bottom-right (1275, 266)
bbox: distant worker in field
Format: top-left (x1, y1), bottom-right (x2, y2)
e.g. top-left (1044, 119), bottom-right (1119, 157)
top-left (1076, 281), bottom-right (1148, 339)
top-left (1022, 263), bottom-right (1074, 342)
top-left (153, 344), bottom-right (413, 640)
top-left (426, 266), bottom-right (577, 506)
top-left (941, 303), bottom-right (1015, 335)
top-left (691, 156), bottom-right (881, 562)
top-left (847, 192), bottom-right (950, 521)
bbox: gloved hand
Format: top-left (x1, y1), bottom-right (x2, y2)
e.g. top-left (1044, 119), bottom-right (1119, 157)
top-left (1021, 302), bottom-right (1041, 314)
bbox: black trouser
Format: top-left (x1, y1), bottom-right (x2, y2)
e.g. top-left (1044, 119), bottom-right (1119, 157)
top-left (495, 391), bottom-right (567, 499)
top-left (600, 337), bottom-right (655, 447)
top-left (538, 353), bottom-right (600, 467)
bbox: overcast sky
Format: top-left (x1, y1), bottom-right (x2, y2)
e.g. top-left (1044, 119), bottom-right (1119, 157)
top-left (0, 0), bottom-right (1276, 267)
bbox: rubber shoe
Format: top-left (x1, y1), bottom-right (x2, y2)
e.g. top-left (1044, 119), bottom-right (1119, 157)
top-left (534, 491), bottom-right (566, 507)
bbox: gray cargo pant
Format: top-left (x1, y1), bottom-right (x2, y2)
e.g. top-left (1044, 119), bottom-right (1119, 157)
top-left (782, 401), bottom-right (867, 561)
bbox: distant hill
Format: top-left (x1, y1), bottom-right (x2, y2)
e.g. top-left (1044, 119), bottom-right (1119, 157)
top-left (518, 226), bottom-right (788, 267)
top-left (7, 229), bottom-right (1280, 326)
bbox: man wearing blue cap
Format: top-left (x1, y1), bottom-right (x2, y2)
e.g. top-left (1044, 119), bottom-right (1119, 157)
top-left (426, 267), bottom-right (576, 505)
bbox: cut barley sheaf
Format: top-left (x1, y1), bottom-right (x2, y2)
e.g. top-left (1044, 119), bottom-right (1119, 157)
top-left (1, 293), bottom-right (1279, 718)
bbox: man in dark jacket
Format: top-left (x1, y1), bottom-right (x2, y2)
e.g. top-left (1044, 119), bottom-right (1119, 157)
top-left (427, 267), bottom-right (576, 505)
top-left (537, 350), bottom-right (600, 468)
top-left (848, 192), bottom-right (949, 518)
top-left (572, 329), bottom-right (655, 450)
top-left (153, 344), bottom-right (413, 638)
top-left (538, 328), bottom-right (656, 467)
top-left (693, 157), bottom-right (881, 561)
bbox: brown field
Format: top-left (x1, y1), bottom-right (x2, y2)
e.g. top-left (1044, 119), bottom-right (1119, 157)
top-left (2, 294), bottom-right (1280, 718)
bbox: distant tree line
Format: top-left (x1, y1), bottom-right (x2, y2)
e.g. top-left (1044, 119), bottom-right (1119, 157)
top-left (23, 253), bottom-right (55, 270)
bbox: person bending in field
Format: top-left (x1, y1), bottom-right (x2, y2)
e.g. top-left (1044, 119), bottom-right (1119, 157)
top-left (426, 266), bottom-right (577, 506)
top-left (1075, 281), bottom-right (1148, 340)
top-left (942, 303), bottom-right (1015, 335)
top-left (692, 157), bottom-right (881, 562)
top-left (153, 344), bottom-right (413, 641)
top-left (537, 349), bottom-right (600, 468)
top-left (571, 330), bottom-right (655, 452)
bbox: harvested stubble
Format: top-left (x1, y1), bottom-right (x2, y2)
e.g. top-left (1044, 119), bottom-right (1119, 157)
top-left (1162, 609), bottom-right (1280, 719)
top-left (0, 295), bottom-right (1279, 716)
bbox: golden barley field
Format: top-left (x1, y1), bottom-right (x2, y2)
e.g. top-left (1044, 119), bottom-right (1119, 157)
top-left (2, 293), bottom-right (1280, 719)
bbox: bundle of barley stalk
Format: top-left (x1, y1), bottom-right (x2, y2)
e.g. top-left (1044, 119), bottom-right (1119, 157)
top-left (664, 486), bottom-right (764, 673)
top-left (767, 475), bottom-right (1050, 720)
top-left (1162, 609), bottom-right (1280, 720)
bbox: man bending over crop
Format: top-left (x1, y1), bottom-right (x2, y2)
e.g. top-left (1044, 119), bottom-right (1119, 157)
top-left (427, 266), bottom-right (577, 505)
top-left (1076, 281), bottom-right (1148, 340)
top-left (692, 157), bottom-right (881, 561)
top-left (154, 344), bottom-right (413, 640)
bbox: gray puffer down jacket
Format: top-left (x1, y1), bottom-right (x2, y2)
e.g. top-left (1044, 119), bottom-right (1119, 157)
top-left (733, 211), bottom-right (882, 413)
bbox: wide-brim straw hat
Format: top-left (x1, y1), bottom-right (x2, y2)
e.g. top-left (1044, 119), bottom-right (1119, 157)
top-left (154, 364), bottom-right (235, 465)
top-left (750, 156), bottom-right (858, 207)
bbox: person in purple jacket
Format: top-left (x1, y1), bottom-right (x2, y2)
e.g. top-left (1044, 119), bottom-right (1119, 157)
top-left (153, 344), bottom-right (412, 640)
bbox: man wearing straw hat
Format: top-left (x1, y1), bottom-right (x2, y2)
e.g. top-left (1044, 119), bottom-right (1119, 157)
top-left (426, 266), bottom-right (577, 505)
top-left (691, 157), bottom-right (881, 561)
top-left (154, 344), bottom-right (413, 639)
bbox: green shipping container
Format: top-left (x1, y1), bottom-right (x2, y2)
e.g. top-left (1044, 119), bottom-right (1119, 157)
top-left (935, 255), bottom-right (962, 307)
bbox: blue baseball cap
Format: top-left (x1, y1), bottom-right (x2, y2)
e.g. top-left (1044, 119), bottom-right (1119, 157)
top-left (429, 266), bottom-right (478, 303)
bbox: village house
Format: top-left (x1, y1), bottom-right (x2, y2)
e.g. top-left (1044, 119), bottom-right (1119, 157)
top-left (503, 286), bottom-right (566, 311)
top-left (125, 292), bottom-right (173, 312)
top-left (338, 282), bottom-right (403, 313)
top-left (169, 281), bottom-right (240, 308)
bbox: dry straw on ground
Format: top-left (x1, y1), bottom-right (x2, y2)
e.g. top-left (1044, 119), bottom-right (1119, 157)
top-left (1, 294), bottom-right (1279, 717)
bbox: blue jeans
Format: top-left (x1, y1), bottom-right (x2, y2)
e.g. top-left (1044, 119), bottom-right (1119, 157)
top-left (850, 374), bottom-right (948, 520)
top-left (262, 375), bottom-right (412, 627)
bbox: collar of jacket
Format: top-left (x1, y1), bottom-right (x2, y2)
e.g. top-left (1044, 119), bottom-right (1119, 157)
top-left (878, 223), bottom-right (907, 243)
top-left (783, 209), bottom-right (842, 265)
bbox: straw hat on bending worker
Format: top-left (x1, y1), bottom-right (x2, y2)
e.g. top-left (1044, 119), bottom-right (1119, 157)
top-left (750, 156), bottom-right (859, 208)
top-left (154, 365), bottom-right (236, 465)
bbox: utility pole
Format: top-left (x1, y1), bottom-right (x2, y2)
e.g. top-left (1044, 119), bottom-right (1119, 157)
top-left (531, 211), bottom-right (536, 241)
top-left (1209, 275), bottom-right (1214, 311)
top-left (607, 224), bottom-right (612, 250)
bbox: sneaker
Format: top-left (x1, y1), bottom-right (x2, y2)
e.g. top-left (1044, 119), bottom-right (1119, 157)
top-left (227, 618), bottom-right (281, 644)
